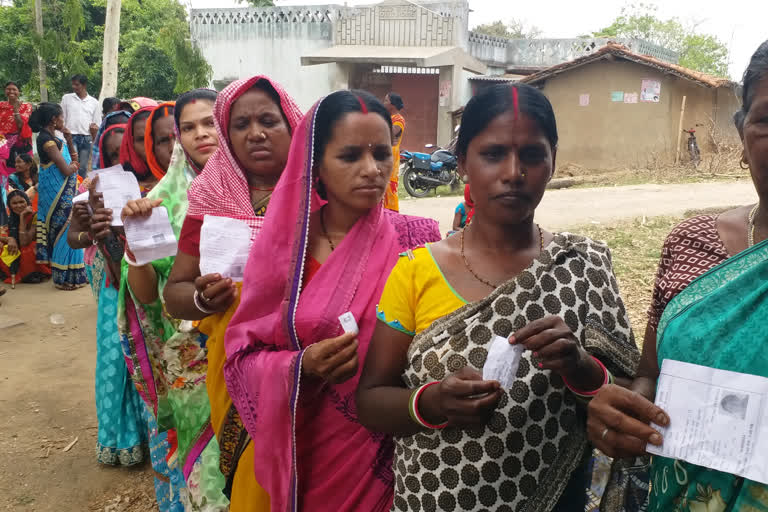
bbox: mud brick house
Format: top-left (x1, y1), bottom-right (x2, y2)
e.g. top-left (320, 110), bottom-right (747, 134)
top-left (520, 43), bottom-right (741, 170)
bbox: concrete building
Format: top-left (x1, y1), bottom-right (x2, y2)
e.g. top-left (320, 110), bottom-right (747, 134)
top-left (191, 0), bottom-right (485, 150)
top-left (519, 43), bottom-right (741, 170)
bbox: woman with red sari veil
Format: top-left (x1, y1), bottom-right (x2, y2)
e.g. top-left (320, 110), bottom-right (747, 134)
top-left (222, 90), bottom-right (440, 511)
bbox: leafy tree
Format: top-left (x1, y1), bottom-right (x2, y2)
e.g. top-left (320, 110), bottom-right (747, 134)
top-left (0, 0), bottom-right (211, 102)
top-left (236, 0), bottom-right (274, 7)
top-left (473, 19), bottom-right (541, 40)
top-left (592, 3), bottom-right (729, 76)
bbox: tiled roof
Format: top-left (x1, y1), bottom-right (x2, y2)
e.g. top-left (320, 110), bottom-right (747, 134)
top-left (520, 42), bottom-right (733, 88)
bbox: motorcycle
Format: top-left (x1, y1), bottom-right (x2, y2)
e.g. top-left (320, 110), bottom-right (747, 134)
top-left (401, 142), bottom-right (460, 198)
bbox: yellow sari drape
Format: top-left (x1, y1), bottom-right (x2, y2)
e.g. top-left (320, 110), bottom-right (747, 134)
top-left (201, 285), bottom-right (270, 512)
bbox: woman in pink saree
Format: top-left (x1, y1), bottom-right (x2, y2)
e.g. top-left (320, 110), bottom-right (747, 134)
top-left (223, 90), bottom-right (440, 511)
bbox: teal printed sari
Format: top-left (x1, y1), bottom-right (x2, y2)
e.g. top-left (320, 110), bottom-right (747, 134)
top-left (650, 238), bottom-right (768, 512)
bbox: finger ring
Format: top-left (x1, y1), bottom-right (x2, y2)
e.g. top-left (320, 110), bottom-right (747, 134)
top-left (601, 428), bottom-right (610, 441)
top-left (200, 291), bottom-right (210, 302)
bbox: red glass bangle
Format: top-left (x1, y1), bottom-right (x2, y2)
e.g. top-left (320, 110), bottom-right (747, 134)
top-left (563, 356), bottom-right (608, 397)
top-left (413, 381), bottom-right (448, 430)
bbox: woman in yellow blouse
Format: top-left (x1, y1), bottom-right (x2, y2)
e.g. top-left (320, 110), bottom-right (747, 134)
top-left (358, 83), bottom-right (639, 512)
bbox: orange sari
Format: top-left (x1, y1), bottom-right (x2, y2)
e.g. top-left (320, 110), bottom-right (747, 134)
top-left (384, 113), bottom-right (405, 212)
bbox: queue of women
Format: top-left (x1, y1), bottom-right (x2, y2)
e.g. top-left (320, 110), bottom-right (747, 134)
top-left (0, 39), bottom-right (765, 511)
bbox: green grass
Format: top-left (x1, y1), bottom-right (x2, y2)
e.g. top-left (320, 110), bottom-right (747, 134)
top-left (569, 216), bottom-right (683, 339)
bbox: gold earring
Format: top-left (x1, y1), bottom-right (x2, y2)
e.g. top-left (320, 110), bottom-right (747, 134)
top-left (740, 157), bottom-right (750, 170)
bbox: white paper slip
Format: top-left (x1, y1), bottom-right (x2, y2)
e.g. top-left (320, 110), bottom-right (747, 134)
top-left (338, 312), bottom-right (359, 335)
top-left (91, 164), bottom-right (124, 176)
top-left (123, 208), bottom-right (178, 265)
top-left (73, 191), bottom-right (89, 204)
top-left (199, 215), bottom-right (252, 281)
top-left (482, 335), bottom-right (524, 388)
top-left (94, 169), bottom-right (141, 226)
top-left (647, 359), bottom-right (768, 485)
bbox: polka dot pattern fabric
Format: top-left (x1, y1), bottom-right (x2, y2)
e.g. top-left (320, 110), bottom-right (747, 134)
top-left (394, 234), bottom-right (638, 512)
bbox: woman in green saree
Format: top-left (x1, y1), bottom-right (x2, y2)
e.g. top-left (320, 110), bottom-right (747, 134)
top-left (587, 40), bottom-right (768, 512)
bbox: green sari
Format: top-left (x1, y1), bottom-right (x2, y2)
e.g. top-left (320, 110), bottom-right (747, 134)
top-left (651, 238), bottom-right (768, 512)
top-left (118, 143), bottom-right (228, 511)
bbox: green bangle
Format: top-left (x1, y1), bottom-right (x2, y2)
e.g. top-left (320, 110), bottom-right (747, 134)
top-left (408, 387), bottom-right (420, 425)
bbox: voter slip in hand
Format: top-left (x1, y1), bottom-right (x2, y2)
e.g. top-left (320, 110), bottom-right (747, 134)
top-left (338, 312), bottom-right (359, 335)
top-left (482, 335), bottom-right (524, 388)
top-left (94, 168), bottom-right (141, 226)
top-left (647, 359), bottom-right (768, 485)
top-left (73, 191), bottom-right (89, 204)
top-left (123, 208), bottom-right (178, 265)
top-left (199, 215), bottom-right (251, 281)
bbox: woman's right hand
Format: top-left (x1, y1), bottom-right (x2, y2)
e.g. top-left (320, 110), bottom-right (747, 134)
top-left (121, 198), bottom-right (163, 223)
top-left (68, 162), bottom-right (79, 174)
top-left (302, 332), bottom-right (359, 384)
top-left (587, 384), bottom-right (669, 458)
top-left (421, 366), bottom-right (502, 428)
top-left (194, 273), bottom-right (237, 314)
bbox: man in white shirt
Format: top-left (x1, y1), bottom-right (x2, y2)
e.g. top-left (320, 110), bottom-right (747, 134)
top-left (60, 74), bottom-right (101, 178)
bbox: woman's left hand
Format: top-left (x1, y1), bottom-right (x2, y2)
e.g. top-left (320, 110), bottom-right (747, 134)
top-left (511, 315), bottom-right (599, 385)
top-left (90, 208), bottom-right (114, 241)
top-left (72, 202), bottom-right (91, 229)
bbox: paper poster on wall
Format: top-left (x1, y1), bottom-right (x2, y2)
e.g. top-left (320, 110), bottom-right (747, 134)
top-left (579, 94), bottom-right (590, 107)
top-left (641, 79), bottom-right (661, 102)
top-left (611, 91), bottom-right (625, 102)
top-left (624, 92), bottom-right (639, 104)
top-left (439, 80), bottom-right (451, 107)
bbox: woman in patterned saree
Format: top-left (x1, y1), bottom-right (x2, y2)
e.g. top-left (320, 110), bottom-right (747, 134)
top-left (31, 102), bottom-right (87, 290)
top-left (67, 123), bottom-right (147, 468)
top-left (587, 40), bottom-right (768, 512)
top-left (357, 83), bottom-right (639, 512)
top-left (223, 90), bottom-right (440, 512)
top-left (117, 89), bottom-right (227, 511)
top-left (163, 76), bottom-right (303, 511)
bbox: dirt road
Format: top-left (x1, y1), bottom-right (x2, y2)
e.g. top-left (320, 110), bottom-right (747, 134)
top-left (401, 180), bottom-right (757, 234)
top-left (0, 285), bottom-right (156, 512)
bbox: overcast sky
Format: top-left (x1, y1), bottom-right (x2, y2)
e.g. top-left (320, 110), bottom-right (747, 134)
top-left (189, 0), bottom-right (766, 80)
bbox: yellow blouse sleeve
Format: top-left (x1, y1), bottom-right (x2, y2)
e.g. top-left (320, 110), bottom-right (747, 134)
top-left (377, 252), bottom-right (416, 336)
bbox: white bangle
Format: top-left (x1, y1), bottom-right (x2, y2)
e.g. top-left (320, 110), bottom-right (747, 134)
top-left (123, 251), bottom-right (144, 267)
top-left (193, 290), bottom-right (217, 315)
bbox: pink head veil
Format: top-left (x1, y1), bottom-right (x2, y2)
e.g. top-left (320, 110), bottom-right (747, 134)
top-left (222, 95), bottom-right (405, 512)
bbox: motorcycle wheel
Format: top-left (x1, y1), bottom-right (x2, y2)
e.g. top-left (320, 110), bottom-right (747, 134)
top-left (403, 166), bottom-right (434, 198)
